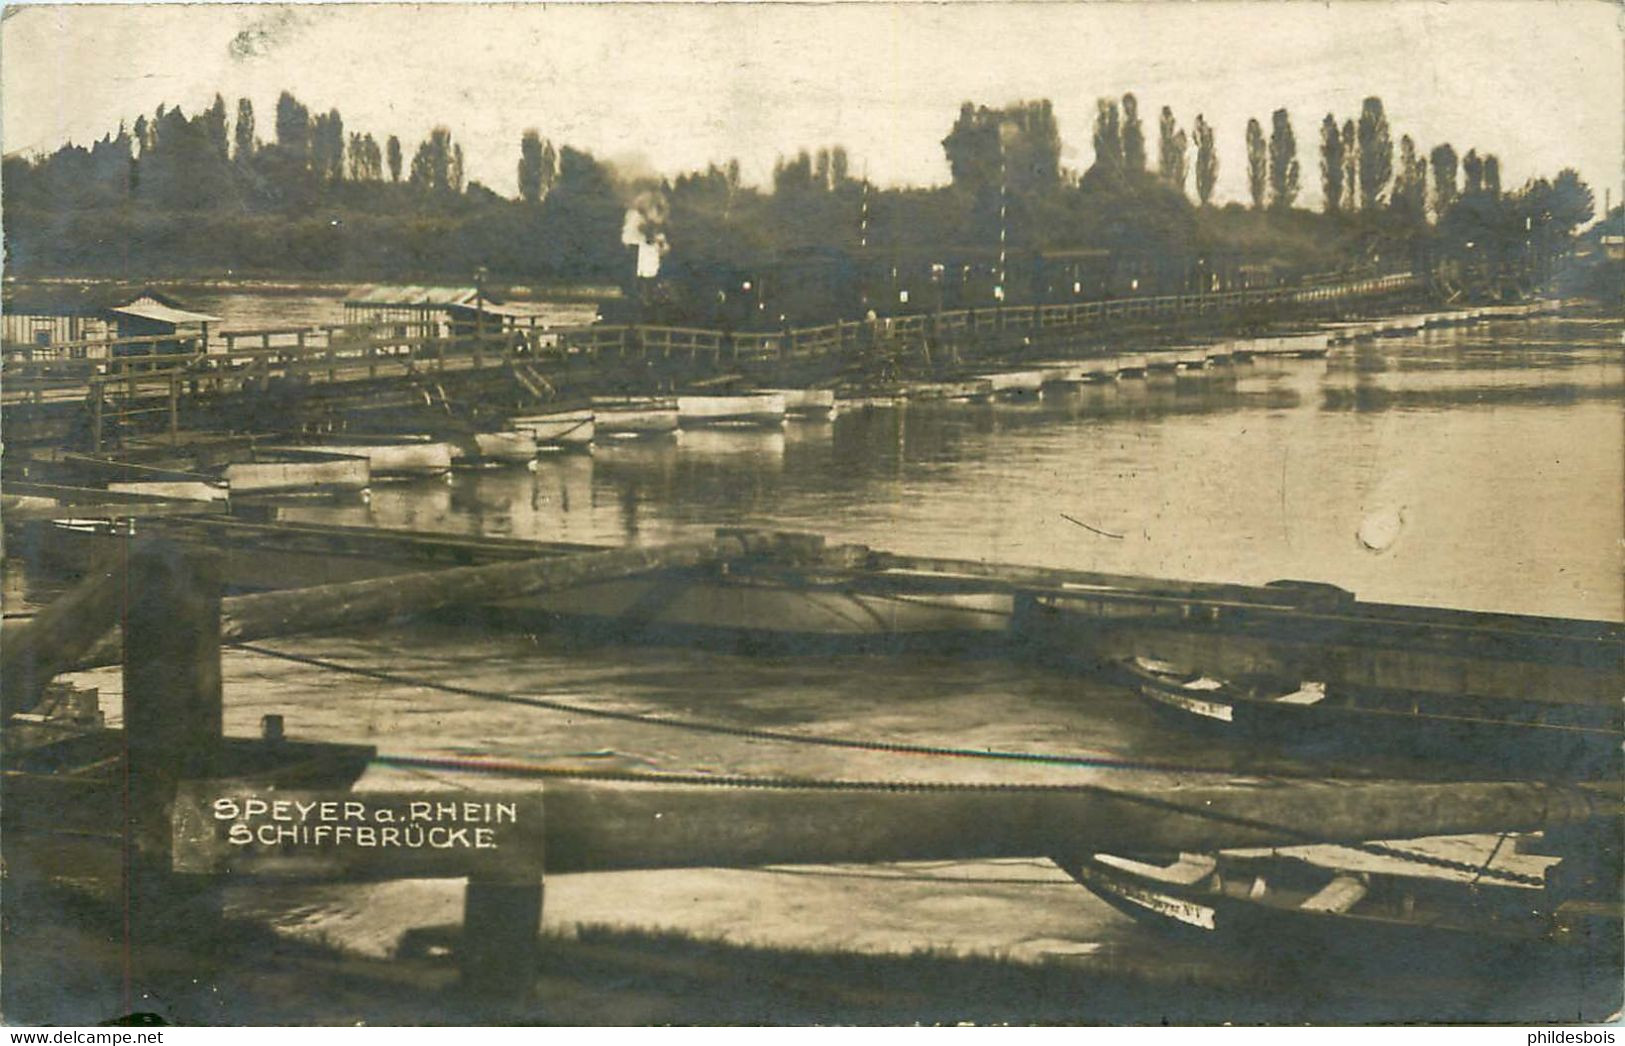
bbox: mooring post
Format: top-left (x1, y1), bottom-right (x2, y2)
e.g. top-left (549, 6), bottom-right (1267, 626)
top-left (461, 876), bottom-right (544, 1004)
top-left (167, 374), bottom-right (179, 445)
top-left (122, 540), bottom-right (224, 944)
top-left (91, 381), bottom-right (104, 453)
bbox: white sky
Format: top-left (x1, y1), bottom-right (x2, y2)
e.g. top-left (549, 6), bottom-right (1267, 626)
top-left (3, 1), bottom-right (1621, 209)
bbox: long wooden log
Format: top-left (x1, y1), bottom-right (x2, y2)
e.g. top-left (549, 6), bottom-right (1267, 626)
top-left (172, 776), bottom-right (1618, 881)
top-left (1, 551), bottom-right (128, 719)
top-left (217, 529), bottom-right (814, 644)
top-left (535, 777), bottom-right (1615, 873)
top-left (62, 530), bottom-right (819, 671)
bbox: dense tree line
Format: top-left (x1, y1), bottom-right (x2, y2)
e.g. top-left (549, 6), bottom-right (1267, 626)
top-left (3, 90), bottom-right (626, 281)
top-left (2, 88), bottom-right (1598, 310)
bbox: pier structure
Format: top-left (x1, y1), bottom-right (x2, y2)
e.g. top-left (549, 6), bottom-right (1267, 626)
top-left (0, 272), bottom-right (1425, 451)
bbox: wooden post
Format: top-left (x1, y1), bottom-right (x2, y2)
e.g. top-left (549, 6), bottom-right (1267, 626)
top-left (0, 552), bottom-right (129, 719)
top-left (462, 877), bottom-right (543, 1002)
top-left (122, 541), bottom-right (223, 944)
top-left (91, 381), bottom-right (104, 453)
top-left (167, 374), bottom-right (179, 445)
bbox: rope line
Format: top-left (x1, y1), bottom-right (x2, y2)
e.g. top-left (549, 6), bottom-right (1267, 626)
top-left (233, 642), bottom-right (1552, 887)
top-left (231, 641), bottom-right (1317, 779)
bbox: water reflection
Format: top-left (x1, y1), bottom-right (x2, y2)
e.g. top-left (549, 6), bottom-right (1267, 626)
top-left (273, 317), bottom-right (1622, 619)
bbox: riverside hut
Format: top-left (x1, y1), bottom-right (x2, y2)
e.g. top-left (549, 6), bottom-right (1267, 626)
top-left (1, 285), bottom-right (218, 358)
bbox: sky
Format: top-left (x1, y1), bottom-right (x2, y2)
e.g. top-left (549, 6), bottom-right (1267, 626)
top-left (2, 1), bottom-right (1621, 210)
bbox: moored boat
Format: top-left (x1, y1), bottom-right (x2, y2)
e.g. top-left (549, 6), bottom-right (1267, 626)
top-left (762, 388), bottom-right (837, 418)
top-left (1053, 845), bottom-right (1595, 957)
top-left (677, 392), bottom-right (787, 428)
top-left (1081, 357), bottom-right (1120, 382)
top-left (974, 370), bottom-right (1046, 397)
top-left (452, 430), bottom-right (539, 466)
top-left (511, 407), bottom-right (596, 449)
top-left (1115, 353), bottom-right (1149, 377)
top-left (590, 396), bottom-right (680, 437)
top-left (1120, 656), bottom-right (1624, 777)
top-left (1125, 655), bottom-right (1326, 725)
top-left (269, 439), bottom-right (455, 479)
top-left (1033, 362), bottom-right (1089, 385)
top-left (105, 480), bottom-right (228, 502)
top-left (1173, 346), bottom-right (1209, 370)
top-left (902, 379), bottom-right (993, 402)
top-left (221, 449), bottom-right (371, 496)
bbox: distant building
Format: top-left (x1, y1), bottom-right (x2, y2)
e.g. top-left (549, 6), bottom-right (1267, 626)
top-left (2, 285), bottom-right (219, 357)
top-left (343, 284), bottom-right (598, 336)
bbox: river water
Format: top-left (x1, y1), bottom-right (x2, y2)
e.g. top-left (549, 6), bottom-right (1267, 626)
top-left (51, 309), bottom-right (1625, 1017)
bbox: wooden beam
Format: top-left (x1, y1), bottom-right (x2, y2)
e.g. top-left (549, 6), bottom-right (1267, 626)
top-left (170, 777), bottom-right (1616, 881)
top-left (216, 529), bottom-right (814, 644)
top-left (1, 551), bottom-right (128, 719)
top-left (122, 542), bottom-right (225, 960)
top-left (533, 777), bottom-right (1617, 874)
top-left (63, 530), bottom-right (820, 670)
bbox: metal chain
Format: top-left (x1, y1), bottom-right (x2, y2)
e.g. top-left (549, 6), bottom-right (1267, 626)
top-left (234, 642), bottom-right (1553, 887)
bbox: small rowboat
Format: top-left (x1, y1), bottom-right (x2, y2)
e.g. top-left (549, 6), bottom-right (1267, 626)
top-left (1125, 656), bottom-right (1326, 725)
top-left (1121, 656), bottom-right (1623, 777)
top-left (1054, 847), bottom-right (1593, 955)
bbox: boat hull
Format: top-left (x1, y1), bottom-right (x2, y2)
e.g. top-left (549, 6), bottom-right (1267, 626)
top-left (277, 442), bottom-right (454, 478)
top-left (455, 431), bottom-right (538, 464)
top-left (223, 456), bottom-right (370, 495)
top-left (1119, 657), bottom-right (1623, 778)
top-left (1056, 849), bottom-right (1589, 962)
top-left (511, 409), bottom-right (596, 448)
top-left (590, 397), bottom-right (680, 436)
top-left (677, 394), bottom-right (787, 428)
top-left (762, 388), bottom-right (837, 417)
top-left (975, 371), bottom-right (1045, 397)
